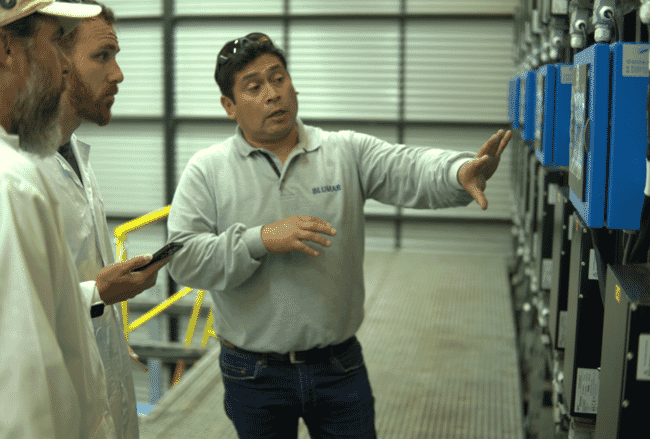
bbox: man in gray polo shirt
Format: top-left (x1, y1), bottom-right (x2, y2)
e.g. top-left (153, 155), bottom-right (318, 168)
top-left (167, 33), bottom-right (511, 439)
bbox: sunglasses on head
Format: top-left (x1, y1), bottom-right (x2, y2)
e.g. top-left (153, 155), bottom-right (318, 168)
top-left (216, 33), bottom-right (272, 72)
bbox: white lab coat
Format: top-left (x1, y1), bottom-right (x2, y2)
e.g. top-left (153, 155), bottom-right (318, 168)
top-left (36, 133), bottom-right (139, 439)
top-left (0, 128), bottom-right (116, 438)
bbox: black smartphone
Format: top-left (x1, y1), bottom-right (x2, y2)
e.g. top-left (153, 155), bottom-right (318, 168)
top-left (132, 242), bottom-right (183, 272)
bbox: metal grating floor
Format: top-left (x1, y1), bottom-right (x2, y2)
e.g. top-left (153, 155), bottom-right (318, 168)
top-left (138, 225), bottom-right (524, 439)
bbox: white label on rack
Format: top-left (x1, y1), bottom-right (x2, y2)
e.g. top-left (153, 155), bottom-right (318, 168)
top-left (588, 249), bottom-right (598, 280)
top-left (637, 334), bottom-right (650, 381)
top-left (548, 183), bottom-right (558, 205)
top-left (560, 65), bottom-right (573, 84)
top-left (574, 368), bottom-right (599, 414)
top-left (622, 45), bottom-right (650, 77)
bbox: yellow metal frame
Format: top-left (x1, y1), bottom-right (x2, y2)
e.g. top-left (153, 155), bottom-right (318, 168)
top-left (114, 206), bottom-right (217, 380)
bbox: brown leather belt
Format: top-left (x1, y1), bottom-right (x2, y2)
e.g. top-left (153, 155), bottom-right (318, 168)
top-left (219, 336), bottom-right (356, 364)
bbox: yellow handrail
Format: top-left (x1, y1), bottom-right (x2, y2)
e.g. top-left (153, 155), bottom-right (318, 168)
top-left (114, 206), bottom-right (217, 354)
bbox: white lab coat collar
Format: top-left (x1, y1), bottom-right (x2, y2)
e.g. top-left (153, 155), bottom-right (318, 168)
top-left (57, 134), bottom-right (92, 189)
top-left (0, 125), bottom-right (19, 151)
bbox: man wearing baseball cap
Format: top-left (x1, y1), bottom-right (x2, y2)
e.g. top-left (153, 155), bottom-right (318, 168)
top-left (0, 1), bottom-right (122, 438)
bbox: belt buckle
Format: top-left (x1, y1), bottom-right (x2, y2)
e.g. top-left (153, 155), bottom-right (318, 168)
top-left (289, 351), bottom-right (304, 364)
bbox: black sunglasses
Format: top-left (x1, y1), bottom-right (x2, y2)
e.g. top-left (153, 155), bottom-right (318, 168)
top-left (216, 33), bottom-right (272, 72)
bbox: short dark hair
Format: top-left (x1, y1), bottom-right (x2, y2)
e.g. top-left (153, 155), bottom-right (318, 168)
top-left (60, 0), bottom-right (116, 55)
top-left (215, 37), bottom-right (288, 103)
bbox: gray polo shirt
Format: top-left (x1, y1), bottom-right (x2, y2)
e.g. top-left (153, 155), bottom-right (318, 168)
top-left (167, 118), bottom-right (474, 353)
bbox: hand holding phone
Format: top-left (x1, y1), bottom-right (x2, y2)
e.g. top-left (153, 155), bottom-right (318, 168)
top-left (95, 243), bottom-right (184, 307)
top-left (132, 242), bottom-right (183, 272)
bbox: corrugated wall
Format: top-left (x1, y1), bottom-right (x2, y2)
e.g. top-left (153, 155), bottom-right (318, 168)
top-left (87, 0), bottom-right (515, 223)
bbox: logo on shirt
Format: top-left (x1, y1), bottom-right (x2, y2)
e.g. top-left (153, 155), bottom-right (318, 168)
top-left (312, 184), bottom-right (342, 195)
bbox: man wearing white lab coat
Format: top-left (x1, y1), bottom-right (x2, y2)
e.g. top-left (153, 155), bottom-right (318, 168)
top-left (0, 2), bottom-right (117, 437)
top-left (35, 3), bottom-right (171, 437)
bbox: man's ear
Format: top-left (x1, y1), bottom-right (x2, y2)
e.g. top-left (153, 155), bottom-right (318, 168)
top-left (220, 95), bottom-right (237, 120)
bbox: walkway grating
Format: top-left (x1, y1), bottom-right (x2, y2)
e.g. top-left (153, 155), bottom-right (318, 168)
top-left (138, 229), bottom-right (523, 439)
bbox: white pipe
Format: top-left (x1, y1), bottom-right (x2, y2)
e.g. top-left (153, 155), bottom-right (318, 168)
top-left (641, 0), bottom-right (650, 24)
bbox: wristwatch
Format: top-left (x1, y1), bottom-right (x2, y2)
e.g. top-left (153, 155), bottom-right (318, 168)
top-left (90, 301), bottom-right (105, 318)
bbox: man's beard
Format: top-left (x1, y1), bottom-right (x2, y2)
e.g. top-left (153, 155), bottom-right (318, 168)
top-left (12, 59), bottom-right (64, 157)
top-left (70, 69), bottom-right (112, 127)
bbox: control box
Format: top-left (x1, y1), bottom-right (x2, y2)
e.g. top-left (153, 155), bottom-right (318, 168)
top-left (563, 214), bottom-right (604, 420)
top-left (569, 43), bottom-right (649, 230)
top-left (606, 43), bottom-right (648, 230)
top-left (549, 186), bottom-right (574, 350)
top-left (535, 63), bottom-right (572, 167)
top-left (594, 264), bottom-right (650, 439)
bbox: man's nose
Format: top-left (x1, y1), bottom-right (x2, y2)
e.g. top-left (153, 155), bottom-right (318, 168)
top-left (264, 82), bottom-right (281, 103)
top-left (111, 61), bottom-right (124, 84)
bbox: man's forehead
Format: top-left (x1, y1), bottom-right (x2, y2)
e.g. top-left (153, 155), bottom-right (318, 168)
top-left (237, 56), bottom-right (284, 81)
top-left (80, 19), bottom-right (118, 44)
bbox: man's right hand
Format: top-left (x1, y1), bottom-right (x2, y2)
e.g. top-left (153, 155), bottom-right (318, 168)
top-left (96, 255), bottom-right (170, 305)
top-left (261, 215), bottom-right (337, 257)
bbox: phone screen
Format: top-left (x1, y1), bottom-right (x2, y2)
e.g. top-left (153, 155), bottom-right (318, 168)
top-left (132, 242), bottom-right (183, 272)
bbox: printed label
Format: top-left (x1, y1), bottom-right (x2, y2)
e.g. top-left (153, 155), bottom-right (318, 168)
top-left (574, 368), bottom-right (599, 414)
top-left (588, 249), bottom-right (598, 280)
top-left (637, 334), bottom-right (650, 381)
top-left (560, 65), bottom-right (573, 84)
top-left (622, 45), bottom-right (650, 77)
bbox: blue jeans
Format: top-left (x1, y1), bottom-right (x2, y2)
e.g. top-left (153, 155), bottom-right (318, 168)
top-left (219, 337), bottom-right (377, 439)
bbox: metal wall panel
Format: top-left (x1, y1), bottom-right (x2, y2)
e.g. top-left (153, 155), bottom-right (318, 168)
top-left (111, 23), bottom-right (164, 117)
top-left (175, 0), bottom-right (283, 15)
top-left (401, 125), bottom-right (513, 220)
top-left (407, 0), bottom-right (517, 15)
top-left (174, 22), bottom-right (285, 117)
top-left (405, 19), bottom-right (513, 123)
top-left (288, 20), bottom-right (400, 121)
top-left (104, 0), bottom-right (162, 18)
top-left (75, 121), bottom-right (166, 217)
top-left (290, 0), bottom-right (399, 15)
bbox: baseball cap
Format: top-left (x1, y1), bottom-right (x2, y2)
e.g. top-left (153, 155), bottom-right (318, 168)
top-left (0, 0), bottom-right (101, 34)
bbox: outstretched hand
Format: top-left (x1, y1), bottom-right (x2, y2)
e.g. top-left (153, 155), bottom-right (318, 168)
top-left (457, 129), bottom-right (512, 210)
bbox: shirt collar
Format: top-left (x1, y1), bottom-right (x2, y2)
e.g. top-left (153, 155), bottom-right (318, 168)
top-left (69, 133), bottom-right (92, 168)
top-left (234, 118), bottom-right (323, 158)
top-left (0, 125), bottom-right (20, 152)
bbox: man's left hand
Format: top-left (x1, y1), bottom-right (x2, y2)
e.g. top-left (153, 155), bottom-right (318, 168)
top-left (457, 129), bottom-right (512, 210)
